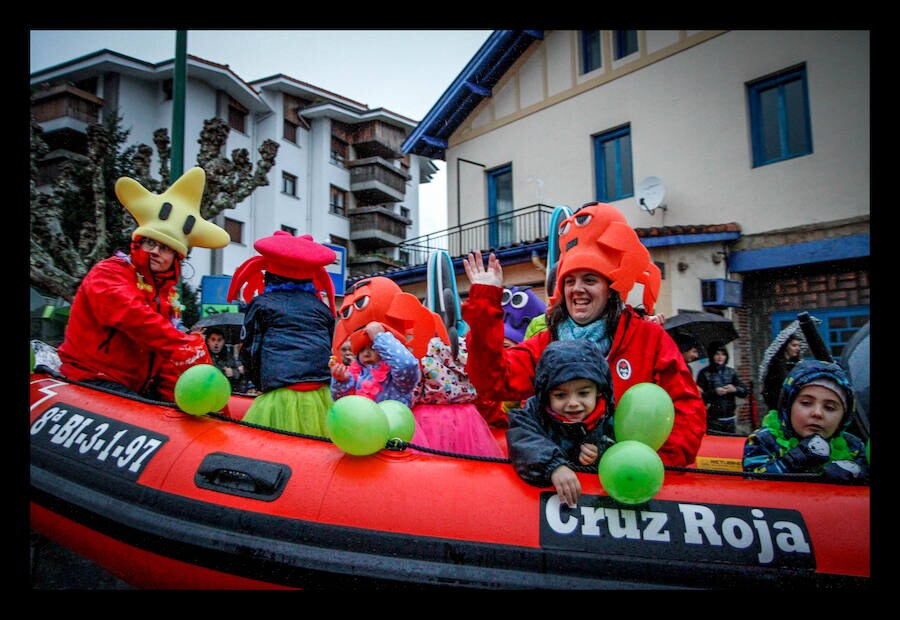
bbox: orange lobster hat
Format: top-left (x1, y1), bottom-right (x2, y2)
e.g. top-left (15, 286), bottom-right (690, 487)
top-left (227, 231), bottom-right (337, 317)
top-left (548, 202), bottom-right (660, 315)
top-left (333, 276), bottom-right (449, 360)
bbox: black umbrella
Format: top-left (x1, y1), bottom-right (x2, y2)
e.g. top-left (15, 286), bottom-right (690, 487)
top-left (193, 312), bottom-right (245, 344)
top-left (664, 310), bottom-right (738, 356)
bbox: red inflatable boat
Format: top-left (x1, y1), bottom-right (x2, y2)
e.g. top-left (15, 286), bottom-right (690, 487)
top-left (29, 371), bottom-right (870, 590)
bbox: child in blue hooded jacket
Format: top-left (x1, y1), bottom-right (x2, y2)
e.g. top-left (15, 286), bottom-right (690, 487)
top-left (743, 359), bottom-right (868, 482)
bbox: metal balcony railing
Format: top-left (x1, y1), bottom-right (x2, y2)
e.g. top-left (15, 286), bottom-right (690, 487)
top-left (400, 203), bottom-right (555, 266)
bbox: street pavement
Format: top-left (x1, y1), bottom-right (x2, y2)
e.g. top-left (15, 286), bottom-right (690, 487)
top-left (30, 532), bottom-right (133, 590)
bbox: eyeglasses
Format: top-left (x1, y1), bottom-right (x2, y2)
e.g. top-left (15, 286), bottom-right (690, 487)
top-left (140, 238), bottom-right (176, 256)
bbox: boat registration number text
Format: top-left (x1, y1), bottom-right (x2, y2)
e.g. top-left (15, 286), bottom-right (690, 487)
top-left (30, 402), bottom-right (168, 481)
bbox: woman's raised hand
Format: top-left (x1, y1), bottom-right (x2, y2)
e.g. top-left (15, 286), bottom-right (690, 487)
top-left (462, 250), bottom-right (503, 288)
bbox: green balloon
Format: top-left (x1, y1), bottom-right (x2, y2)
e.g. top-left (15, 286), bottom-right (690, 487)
top-left (30, 346), bottom-right (35, 373)
top-left (379, 400), bottom-right (416, 442)
top-left (598, 440), bottom-right (665, 505)
top-left (613, 382), bottom-right (675, 450)
top-left (174, 364), bottom-right (231, 416)
top-left (326, 396), bottom-right (390, 456)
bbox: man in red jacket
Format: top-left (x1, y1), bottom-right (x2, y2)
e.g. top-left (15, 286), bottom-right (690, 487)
top-left (461, 202), bottom-right (706, 467)
top-left (58, 167), bottom-right (230, 401)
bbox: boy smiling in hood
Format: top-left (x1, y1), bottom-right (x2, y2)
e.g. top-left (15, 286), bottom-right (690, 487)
top-left (507, 339), bottom-right (616, 507)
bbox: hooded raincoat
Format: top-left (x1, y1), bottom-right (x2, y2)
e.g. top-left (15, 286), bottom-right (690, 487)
top-left (507, 339), bottom-right (616, 488)
top-left (58, 244), bottom-right (209, 399)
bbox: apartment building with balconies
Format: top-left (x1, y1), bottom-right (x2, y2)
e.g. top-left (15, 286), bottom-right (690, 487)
top-left (30, 49), bottom-right (438, 294)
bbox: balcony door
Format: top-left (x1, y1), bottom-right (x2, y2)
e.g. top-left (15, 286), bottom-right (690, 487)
top-left (488, 165), bottom-right (513, 249)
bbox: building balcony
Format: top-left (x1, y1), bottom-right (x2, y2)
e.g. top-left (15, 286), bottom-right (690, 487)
top-left (32, 84), bottom-right (102, 134)
top-left (346, 253), bottom-right (402, 278)
top-left (399, 203), bottom-right (556, 266)
top-left (347, 157), bottom-right (408, 205)
top-left (352, 121), bottom-right (406, 159)
top-left (348, 205), bottom-right (411, 250)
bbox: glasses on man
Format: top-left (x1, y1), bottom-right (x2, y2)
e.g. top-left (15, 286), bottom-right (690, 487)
top-left (140, 238), bottom-right (176, 256)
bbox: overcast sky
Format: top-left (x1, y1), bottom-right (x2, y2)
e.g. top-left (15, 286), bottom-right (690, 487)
top-left (29, 29), bottom-right (494, 234)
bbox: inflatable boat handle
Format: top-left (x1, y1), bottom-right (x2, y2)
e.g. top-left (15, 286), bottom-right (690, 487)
top-left (194, 452), bottom-right (291, 501)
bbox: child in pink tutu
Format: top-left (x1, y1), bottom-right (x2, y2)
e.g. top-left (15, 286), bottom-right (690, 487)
top-left (412, 335), bottom-right (505, 458)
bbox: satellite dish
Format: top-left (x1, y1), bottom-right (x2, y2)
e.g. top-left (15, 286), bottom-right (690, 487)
top-left (636, 176), bottom-right (667, 214)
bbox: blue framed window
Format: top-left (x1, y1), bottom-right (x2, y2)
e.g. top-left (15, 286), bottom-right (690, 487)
top-left (614, 30), bottom-right (638, 59)
top-left (487, 165), bottom-right (513, 248)
top-left (771, 305), bottom-right (868, 359)
top-left (593, 126), bottom-right (633, 202)
top-left (748, 65), bottom-right (813, 167)
top-left (580, 30), bottom-right (602, 73)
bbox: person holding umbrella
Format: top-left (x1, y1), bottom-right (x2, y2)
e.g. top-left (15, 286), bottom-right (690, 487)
top-left (761, 332), bottom-right (804, 412)
top-left (696, 343), bottom-right (748, 434)
top-left (204, 327), bottom-right (242, 392)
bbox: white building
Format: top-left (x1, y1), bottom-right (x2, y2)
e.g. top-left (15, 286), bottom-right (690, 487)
top-left (401, 30), bottom-right (870, 427)
top-left (31, 49), bottom-right (438, 297)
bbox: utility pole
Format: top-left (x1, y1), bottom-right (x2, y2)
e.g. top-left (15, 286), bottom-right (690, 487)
top-left (172, 30), bottom-right (187, 179)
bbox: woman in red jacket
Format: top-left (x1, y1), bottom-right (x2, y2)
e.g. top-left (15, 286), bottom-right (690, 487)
top-left (58, 167), bottom-right (230, 401)
top-left (461, 202), bottom-right (706, 467)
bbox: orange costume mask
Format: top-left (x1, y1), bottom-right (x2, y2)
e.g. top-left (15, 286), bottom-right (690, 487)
top-left (333, 276), bottom-right (449, 360)
top-left (549, 202), bottom-right (661, 315)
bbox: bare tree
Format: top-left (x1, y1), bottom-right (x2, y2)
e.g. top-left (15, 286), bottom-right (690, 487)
top-left (30, 113), bottom-right (279, 302)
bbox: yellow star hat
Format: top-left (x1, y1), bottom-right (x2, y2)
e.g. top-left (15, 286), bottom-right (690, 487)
top-left (115, 167), bottom-right (230, 257)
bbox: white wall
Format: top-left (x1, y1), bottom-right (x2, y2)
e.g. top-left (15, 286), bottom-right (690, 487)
top-left (447, 30), bottom-right (869, 235)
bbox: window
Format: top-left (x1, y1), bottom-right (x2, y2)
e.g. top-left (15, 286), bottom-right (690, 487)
top-left (224, 218), bottom-right (243, 244)
top-left (162, 79), bottom-right (173, 101)
top-left (227, 97), bottom-right (247, 133)
top-left (593, 125), bottom-right (633, 202)
top-left (282, 172), bottom-right (297, 197)
top-left (331, 137), bottom-right (348, 167)
top-left (580, 30), bottom-right (602, 74)
top-left (400, 206), bottom-right (410, 220)
top-left (613, 30), bottom-right (638, 59)
top-left (748, 65), bottom-right (812, 167)
top-left (488, 165), bottom-right (513, 248)
top-left (330, 185), bottom-right (347, 216)
top-left (771, 306), bottom-right (868, 359)
top-left (280, 225), bottom-right (296, 236)
top-left (283, 119), bottom-right (298, 144)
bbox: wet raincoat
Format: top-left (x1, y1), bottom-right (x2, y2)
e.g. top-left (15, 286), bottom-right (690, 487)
top-left (58, 245), bottom-right (209, 399)
top-left (462, 283), bottom-right (706, 467)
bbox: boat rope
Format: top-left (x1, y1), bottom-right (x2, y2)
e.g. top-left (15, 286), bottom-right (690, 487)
top-left (34, 370), bottom-right (864, 483)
